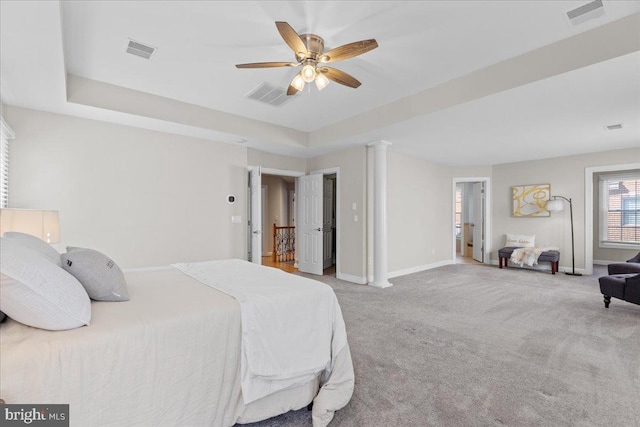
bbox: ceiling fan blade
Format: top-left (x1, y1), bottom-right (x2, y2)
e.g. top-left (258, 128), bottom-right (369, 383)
top-left (235, 62), bottom-right (297, 69)
top-left (319, 67), bottom-right (361, 88)
top-left (319, 39), bottom-right (378, 63)
top-left (275, 21), bottom-right (308, 59)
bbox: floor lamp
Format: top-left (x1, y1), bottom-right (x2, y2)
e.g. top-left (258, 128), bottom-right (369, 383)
top-left (546, 196), bottom-right (581, 276)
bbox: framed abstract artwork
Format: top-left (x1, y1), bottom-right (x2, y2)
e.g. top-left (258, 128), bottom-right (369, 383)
top-left (512, 184), bottom-right (550, 217)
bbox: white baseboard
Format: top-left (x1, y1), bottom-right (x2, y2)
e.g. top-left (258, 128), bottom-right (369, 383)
top-left (593, 259), bottom-right (618, 266)
top-left (123, 265), bottom-right (172, 273)
top-left (336, 272), bottom-right (367, 284)
top-left (557, 266), bottom-right (589, 275)
top-left (490, 259), bottom-right (588, 275)
top-left (388, 260), bottom-right (453, 279)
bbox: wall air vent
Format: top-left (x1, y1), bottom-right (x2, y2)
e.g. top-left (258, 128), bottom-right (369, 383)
top-left (245, 83), bottom-right (293, 107)
top-left (126, 39), bottom-right (157, 60)
top-left (566, 0), bottom-right (605, 26)
top-left (605, 123), bottom-right (623, 130)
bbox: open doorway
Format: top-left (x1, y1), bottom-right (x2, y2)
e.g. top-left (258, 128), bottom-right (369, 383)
top-left (248, 166), bottom-right (340, 277)
top-left (452, 177), bottom-right (491, 265)
top-left (322, 174), bottom-right (337, 276)
top-left (261, 173), bottom-right (297, 272)
top-left (247, 166), bottom-right (305, 273)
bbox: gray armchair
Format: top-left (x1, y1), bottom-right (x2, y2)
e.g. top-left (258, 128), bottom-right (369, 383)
top-left (607, 251), bottom-right (640, 275)
top-left (599, 273), bottom-right (640, 308)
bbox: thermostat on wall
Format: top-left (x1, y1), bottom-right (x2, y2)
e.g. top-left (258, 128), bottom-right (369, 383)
top-left (227, 194), bottom-right (236, 204)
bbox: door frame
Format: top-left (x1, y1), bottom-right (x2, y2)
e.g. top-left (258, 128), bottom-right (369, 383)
top-left (248, 166), bottom-right (306, 266)
top-left (310, 167), bottom-right (341, 278)
top-left (261, 185), bottom-right (268, 255)
top-left (451, 177), bottom-right (491, 264)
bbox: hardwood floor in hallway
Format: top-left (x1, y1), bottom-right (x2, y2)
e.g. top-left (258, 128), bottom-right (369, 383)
top-left (261, 256), bottom-right (298, 273)
top-left (261, 257), bottom-right (337, 277)
top-left (456, 255), bottom-right (483, 265)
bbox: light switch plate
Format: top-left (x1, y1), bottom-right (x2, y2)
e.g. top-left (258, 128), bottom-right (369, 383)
top-left (231, 215), bottom-right (242, 224)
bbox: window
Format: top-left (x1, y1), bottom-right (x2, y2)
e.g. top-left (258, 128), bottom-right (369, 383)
top-left (622, 198), bottom-right (639, 227)
top-left (455, 187), bottom-right (462, 237)
top-left (0, 117), bottom-right (14, 209)
top-left (599, 173), bottom-right (640, 248)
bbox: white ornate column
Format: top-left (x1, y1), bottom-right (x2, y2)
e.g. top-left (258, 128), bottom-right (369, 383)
top-left (368, 141), bottom-right (392, 288)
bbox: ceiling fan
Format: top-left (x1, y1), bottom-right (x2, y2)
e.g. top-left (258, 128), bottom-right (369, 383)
top-left (236, 22), bottom-right (378, 95)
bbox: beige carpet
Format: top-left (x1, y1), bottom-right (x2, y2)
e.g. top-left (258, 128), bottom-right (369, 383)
top-left (242, 264), bottom-right (640, 426)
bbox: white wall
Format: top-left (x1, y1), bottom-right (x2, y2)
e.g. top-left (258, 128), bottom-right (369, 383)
top-left (387, 151), bottom-right (452, 274)
top-left (308, 146), bottom-right (367, 281)
top-left (7, 105), bottom-right (637, 278)
top-left (5, 106), bottom-right (247, 268)
top-left (247, 148), bottom-right (307, 172)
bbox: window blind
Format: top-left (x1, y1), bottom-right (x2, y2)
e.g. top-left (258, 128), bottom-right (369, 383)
top-left (0, 117), bottom-right (14, 209)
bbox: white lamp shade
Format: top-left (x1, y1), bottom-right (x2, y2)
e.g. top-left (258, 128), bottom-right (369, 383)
top-left (315, 73), bottom-right (330, 91)
top-left (546, 199), bottom-right (564, 212)
top-left (291, 73), bottom-right (305, 91)
top-left (301, 64), bottom-right (316, 83)
top-left (0, 209), bottom-right (60, 243)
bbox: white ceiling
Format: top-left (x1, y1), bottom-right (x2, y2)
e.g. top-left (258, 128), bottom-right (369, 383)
top-left (1, 1), bottom-right (639, 165)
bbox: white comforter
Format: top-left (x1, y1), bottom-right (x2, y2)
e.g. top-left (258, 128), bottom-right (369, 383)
top-left (172, 259), bottom-right (348, 404)
top-left (0, 264), bottom-right (354, 427)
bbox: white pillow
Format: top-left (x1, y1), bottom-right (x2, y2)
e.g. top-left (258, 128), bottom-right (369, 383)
top-left (62, 247), bottom-right (129, 302)
top-left (0, 238), bottom-right (91, 330)
top-left (505, 234), bottom-right (535, 248)
top-left (3, 232), bottom-right (61, 266)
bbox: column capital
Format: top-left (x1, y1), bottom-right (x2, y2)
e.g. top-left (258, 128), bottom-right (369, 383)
top-left (366, 140), bottom-right (392, 151)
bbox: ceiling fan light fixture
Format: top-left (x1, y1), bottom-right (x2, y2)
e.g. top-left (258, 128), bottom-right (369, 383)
top-left (301, 63), bottom-right (317, 83)
top-left (315, 73), bottom-right (329, 91)
top-left (291, 73), bottom-right (305, 91)
top-left (236, 21), bottom-right (378, 94)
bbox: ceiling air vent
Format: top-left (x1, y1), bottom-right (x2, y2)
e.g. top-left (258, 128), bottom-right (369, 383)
top-left (566, 0), bottom-right (605, 26)
top-left (126, 39), bottom-right (157, 60)
top-left (605, 123), bottom-right (623, 131)
top-left (245, 83), bottom-right (293, 107)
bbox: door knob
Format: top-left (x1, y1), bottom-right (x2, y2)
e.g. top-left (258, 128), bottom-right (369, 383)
top-left (253, 230), bottom-right (261, 235)
top-left (315, 227), bottom-right (323, 232)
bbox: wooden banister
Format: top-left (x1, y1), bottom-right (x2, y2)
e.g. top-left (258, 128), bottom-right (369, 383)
top-left (273, 224), bottom-right (295, 262)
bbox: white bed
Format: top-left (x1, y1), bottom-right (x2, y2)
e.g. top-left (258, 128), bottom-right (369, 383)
top-left (0, 262), bottom-right (354, 426)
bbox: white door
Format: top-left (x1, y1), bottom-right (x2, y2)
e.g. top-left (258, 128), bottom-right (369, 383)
top-left (298, 174), bottom-right (323, 275)
top-left (323, 178), bottom-right (333, 269)
top-left (249, 167), bottom-right (262, 264)
top-left (261, 185), bottom-right (267, 254)
top-left (472, 182), bottom-right (484, 263)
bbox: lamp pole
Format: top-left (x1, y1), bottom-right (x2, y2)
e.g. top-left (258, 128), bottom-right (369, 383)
top-left (551, 196), bottom-right (581, 276)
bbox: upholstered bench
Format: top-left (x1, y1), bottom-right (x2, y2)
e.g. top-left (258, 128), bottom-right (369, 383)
top-left (498, 247), bottom-right (560, 274)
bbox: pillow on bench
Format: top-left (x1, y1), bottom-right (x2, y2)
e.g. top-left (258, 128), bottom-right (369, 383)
top-left (505, 234), bottom-right (535, 248)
